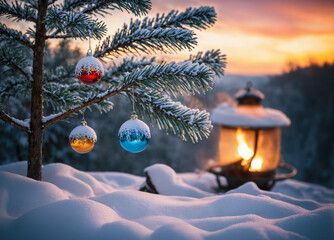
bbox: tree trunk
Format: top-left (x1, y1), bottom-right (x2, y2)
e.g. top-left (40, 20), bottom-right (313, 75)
top-left (27, 0), bottom-right (48, 181)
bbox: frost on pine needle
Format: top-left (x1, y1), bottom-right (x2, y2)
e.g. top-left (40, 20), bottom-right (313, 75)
top-left (146, 6), bottom-right (216, 30)
top-left (0, 23), bottom-right (33, 48)
top-left (188, 49), bottom-right (227, 77)
top-left (133, 89), bottom-right (212, 142)
top-left (82, 0), bottom-right (151, 17)
top-left (45, 7), bottom-right (107, 39)
top-left (0, 0), bottom-right (37, 22)
top-left (123, 61), bottom-right (215, 97)
top-left (94, 27), bottom-right (196, 58)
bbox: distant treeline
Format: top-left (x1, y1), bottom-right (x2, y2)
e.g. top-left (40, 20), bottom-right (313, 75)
top-left (262, 62), bottom-right (334, 187)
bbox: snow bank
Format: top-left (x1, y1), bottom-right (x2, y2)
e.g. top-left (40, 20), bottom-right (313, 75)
top-left (0, 162), bottom-right (333, 240)
top-left (144, 164), bottom-right (213, 197)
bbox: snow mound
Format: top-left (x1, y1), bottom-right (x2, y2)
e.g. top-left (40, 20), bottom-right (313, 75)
top-left (0, 171), bottom-right (68, 218)
top-left (0, 162), bottom-right (333, 240)
top-left (144, 164), bottom-right (213, 197)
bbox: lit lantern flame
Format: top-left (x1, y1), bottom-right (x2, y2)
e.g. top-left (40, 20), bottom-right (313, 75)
top-left (236, 129), bottom-right (263, 171)
top-left (249, 157), bottom-right (263, 172)
top-left (236, 129), bottom-right (253, 160)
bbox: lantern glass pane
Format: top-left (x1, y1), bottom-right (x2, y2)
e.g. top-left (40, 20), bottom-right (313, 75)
top-left (219, 127), bottom-right (281, 172)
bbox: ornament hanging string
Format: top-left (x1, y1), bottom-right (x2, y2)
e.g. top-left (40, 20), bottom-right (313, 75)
top-left (132, 88), bottom-right (135, 115)
top-left (88, 37), bottom-right (92, 55)
top-left (81, 109), bottom-right (87, 126)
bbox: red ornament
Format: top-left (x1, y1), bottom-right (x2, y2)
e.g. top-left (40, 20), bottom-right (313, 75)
top-left (75, 52), bottom-right (104, 86)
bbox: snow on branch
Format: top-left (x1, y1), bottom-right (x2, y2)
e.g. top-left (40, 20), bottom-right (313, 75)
top-left (141, 6), bottom-right (216, 30)
top-left (0, 23), bottom-right (34, 48)
top-left (43, 82), bottom-right (82, 111)
top-left (43, 81), bottom-right (113, 113)
top-left (81, 0), bottom-right (152, 17)
top-left (21, 0), bottom-right (38, 9)
top-left (0, 78), bottom-right (30, 103)
top-left (45, 7), bottom-right (107, 39)
top-left (44, 66), bottom-right (75, 83)
top-left (0, 110), bottom-right (30, 132)
top-left (0, 0), bottom-right (37, 23)
top-left (123, 61), bottom-right (214, 96)
top-left (93, 6), bottom-right (217, 59)
top-left (102, 56), bottom-right (156, 84)
top-left (188, 49), bottom-right (227, 77)
top-left (0, 47), bottom-right (33, 81)
top-left (132, 88), bottom-right (212, 142)
top-left (94, 27), bottom-right (196, 58)
top-left (42, 85), bottom-right (123, 127)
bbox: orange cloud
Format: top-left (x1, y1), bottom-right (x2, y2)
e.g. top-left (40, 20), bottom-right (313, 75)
top-left (147, 0), bottom-right (334, 74)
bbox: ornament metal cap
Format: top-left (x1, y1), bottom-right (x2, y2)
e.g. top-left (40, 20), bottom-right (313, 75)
top-left (86, 49), bottom-right (93, 56)
top-left (81, 119), bottom-right (87, 126)
top-left (130, 111), bottom-right (138, 120)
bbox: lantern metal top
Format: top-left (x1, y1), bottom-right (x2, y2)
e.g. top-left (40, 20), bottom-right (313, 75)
top-left (211, 82), bottom-right (290, 128)
top-left (235, 82), bottom-right (264, 106)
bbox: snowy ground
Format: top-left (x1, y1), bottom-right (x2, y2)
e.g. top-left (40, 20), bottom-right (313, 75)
top-left (0, 162), bottom-right (333, 240)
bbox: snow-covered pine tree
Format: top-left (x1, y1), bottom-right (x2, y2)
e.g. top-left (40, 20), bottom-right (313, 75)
top-left (0, 0), bottom-right (226, 181)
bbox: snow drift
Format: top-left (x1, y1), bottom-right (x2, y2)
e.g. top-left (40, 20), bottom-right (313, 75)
top-left (0, 162), bottom-right (333, 240)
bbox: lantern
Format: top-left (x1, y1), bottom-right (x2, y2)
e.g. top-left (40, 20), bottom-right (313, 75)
top-left (210, 82), bottom-right (296, 190)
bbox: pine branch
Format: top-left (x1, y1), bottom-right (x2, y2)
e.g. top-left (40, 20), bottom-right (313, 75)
top-left (123, 61), bottom-right (214, 96)
top-left (0, 47), bottom-right (33, 81)
top-left (81, 0), bottom-right (152, 17)
top-left (43, 85), bottom-right (125, 127)
top-left (43, 82), bottom-right (82, 111)
top-left (94, 6), bottom-right (217, 58)
top-left (0, 23), bottom-right (34, 48)
top-left (132, 88), bottom-right (212, 142)
top-left (103, 49), bottom-right (226, 84)
top-left (43, 81), bottom-right (113, 113)
top-left (45, 7), bottom-right (107, 39)
top-left (102, 56), bottom-right (156, 84)
top-left (140, 6), bottom-right (216, 30)
top-left (94, 27), bottom-right (196, 58)
top-left (188, 49), bottom-right (227, 77)
top-left (47, 0), bottom-right (152, 38)
top-left (60, 0), bottom-right (151, 16)
top-left (21, 0), bottom-right (38, 9)
top-left (43, 60), bottom-right (214, 127)
top-left (0, 110), bottom-right (30, 132)
top-left (0, 77), bottom-right (31, 103)
top-left (44, 66), bottom-right (75, 83)
top-left (0, 0), bottom-right (37, 22)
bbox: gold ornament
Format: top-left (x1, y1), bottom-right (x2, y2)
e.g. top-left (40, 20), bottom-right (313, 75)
top-left (69, 118), bottom-right (97, 154)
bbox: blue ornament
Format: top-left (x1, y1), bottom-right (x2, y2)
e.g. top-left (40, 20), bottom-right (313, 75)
top-left (118, 113), bottom-right (150, 153)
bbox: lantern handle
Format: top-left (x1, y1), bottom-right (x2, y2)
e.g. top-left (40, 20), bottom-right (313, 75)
top-left (274, 161), bottom-right (297, 181)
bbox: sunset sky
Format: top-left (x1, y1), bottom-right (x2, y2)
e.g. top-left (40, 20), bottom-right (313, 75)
top-left (4, 0), bottom-right (334, 75)
top-left (100, 0), bottom-right (334, 75)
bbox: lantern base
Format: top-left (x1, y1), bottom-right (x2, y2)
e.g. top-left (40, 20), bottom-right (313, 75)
top-left (208, 161), bottom-right (297, 191)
